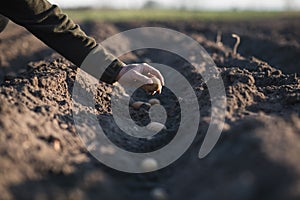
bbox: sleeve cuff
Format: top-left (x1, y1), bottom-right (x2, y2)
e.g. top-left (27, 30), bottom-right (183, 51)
top-left (100, 59), bottom-right (126, 84)
top-left (79, 45), bottom-right (126, 85)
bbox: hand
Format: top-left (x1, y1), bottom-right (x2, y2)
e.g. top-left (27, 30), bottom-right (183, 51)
top-left (116, 63), bottom-right (165, 94)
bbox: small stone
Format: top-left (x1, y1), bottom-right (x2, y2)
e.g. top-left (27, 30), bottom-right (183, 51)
top-left (248, 75), bottom-right (255, 85)
top-left (60, 123), bottom-right (68, 129)
top-left (32, 76), bottom-right (39, 88)
top-left (53, 138), bottom-right (61, 151)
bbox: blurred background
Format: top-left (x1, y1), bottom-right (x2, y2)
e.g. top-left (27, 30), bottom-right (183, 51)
top-left (44, 0), bottom-right (300, 22)
top-left (50, 0), bottom-right (300, 10)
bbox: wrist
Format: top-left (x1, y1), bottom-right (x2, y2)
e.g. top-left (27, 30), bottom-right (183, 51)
top-left (100, 59), bottom-right (125, 84)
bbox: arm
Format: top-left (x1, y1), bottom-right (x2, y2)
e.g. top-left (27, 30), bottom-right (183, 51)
top-left (0, 0), bottom-right (124, 83)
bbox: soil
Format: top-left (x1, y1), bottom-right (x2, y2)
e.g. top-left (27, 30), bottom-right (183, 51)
top-left (0, 17), bottom-right (300, 200)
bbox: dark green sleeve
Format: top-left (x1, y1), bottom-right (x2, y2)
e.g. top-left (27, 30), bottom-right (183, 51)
top-left (0, 0), bottom-right (124, 84)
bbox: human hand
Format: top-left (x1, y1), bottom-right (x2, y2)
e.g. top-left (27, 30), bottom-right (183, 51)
top-left (116, 63), bottom-right (165, 94)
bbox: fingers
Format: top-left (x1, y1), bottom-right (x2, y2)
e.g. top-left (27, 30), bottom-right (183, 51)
top-left (117, 63), bottom-right (164, 95)
top-left (142, 63), bottom-right (165, 86)
top-left (131, 70), bottom-right (154, 85)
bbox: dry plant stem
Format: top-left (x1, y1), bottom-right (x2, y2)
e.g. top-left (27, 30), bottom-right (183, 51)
top-left (232, 33), bottom-right (241, 57)
top-left (216, 31), bottom-right (223, 46)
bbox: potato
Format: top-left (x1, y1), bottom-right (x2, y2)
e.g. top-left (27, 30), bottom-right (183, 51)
top-left (142, 76), bottom-right (162, 94)
top-left (151, 188), bottom-right (168, 200)
top-left (141, 158), bottom-right (158, 172)
top-left (149, 98), bottom-right (160, 105)
top-left (131, 101), bottom-right (151, 110)
top-left (146, 122), bottom-right (166, 132)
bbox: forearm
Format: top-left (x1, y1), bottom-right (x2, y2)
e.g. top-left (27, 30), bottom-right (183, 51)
top-left (0, 0), bottom-right (124, 83)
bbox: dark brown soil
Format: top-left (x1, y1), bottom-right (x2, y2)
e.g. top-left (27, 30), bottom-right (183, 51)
top-left (0, 18), bottom-right (300, 200)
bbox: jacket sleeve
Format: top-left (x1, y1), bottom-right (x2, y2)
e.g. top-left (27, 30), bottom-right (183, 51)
top-left (0, 0), bottom-right (124, 84)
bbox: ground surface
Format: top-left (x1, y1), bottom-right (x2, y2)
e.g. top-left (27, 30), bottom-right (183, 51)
top-left (0, 16), bottom-right (300, 200)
